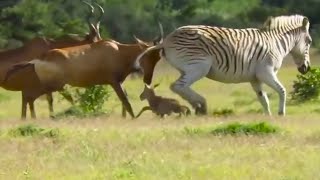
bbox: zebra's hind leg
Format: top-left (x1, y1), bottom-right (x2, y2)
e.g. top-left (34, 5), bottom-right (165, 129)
top-left (170, 63), bottom-right (211, 115)
top-left (250, 81), bottom-right (271, 115)
top-left (257, 72), bottom-right (286, 116)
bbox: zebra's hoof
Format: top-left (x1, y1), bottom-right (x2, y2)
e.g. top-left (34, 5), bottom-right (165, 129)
top-left (195, 106), bottom-right (207, 115)
top-left (278, 111), bottom-right (285, 116)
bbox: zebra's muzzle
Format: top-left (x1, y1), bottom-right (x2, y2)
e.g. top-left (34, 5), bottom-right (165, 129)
top-left (298, 64), bottom-right (310, 74)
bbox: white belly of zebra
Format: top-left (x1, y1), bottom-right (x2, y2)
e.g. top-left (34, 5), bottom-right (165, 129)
top-left (163, 48), bottom-right (257, 83)
top-left (206, 66), bottom-right (256, 83)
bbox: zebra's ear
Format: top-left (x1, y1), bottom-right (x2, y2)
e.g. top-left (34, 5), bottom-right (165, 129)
top-left (302, 17), bottom-right (310, 31)
top-left (262, 16), bottom-right (273, 30)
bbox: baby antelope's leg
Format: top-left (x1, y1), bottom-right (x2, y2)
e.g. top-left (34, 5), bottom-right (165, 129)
top-left (135, 106), bottom-right (152, 118)
top-left (160, 114), bottom-right (169, 119)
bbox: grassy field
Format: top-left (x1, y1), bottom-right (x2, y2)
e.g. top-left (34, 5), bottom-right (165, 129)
top-left (0, 52), bottom-right (320, 179)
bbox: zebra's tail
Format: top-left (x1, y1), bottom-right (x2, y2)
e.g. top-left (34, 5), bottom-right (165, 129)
top-left (134, 44), bottom-right (164, 71)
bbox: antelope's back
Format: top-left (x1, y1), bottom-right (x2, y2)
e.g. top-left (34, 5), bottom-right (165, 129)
top-left (65, 40), bottom-right (120, 86)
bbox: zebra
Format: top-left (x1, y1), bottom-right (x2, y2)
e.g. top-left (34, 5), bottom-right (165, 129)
top-left (135, 15), bottom-right (312, 116)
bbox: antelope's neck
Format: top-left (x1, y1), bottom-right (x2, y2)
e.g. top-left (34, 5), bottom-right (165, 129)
top-left (146, 94), bottom-right (160, 106)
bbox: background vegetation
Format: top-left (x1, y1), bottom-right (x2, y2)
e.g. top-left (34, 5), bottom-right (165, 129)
top-left (1, 0), bottom-right (320, 49)
top-left (0, 1), bottom-right (320, 179)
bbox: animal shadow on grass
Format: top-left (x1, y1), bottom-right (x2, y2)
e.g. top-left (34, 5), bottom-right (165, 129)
top-left (135, 83), bottom-right (191, 119)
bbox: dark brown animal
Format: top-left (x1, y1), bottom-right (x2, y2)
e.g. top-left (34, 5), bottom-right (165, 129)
top-left (136, 83), bottom-right (191, 118)
top-left (0, 1), bottom-right (104, 119)
top-left (4, 25), bottom-right (164, 119)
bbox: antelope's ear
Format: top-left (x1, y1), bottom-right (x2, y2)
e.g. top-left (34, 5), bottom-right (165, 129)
top-left (134, 35), bottom-right (148, 49)
top-left (262, 16), bottom-right (274, 30)
top-left (153, 83), bottom-right (160, 89)
top-left (302, 17), bottom-right (310, 31)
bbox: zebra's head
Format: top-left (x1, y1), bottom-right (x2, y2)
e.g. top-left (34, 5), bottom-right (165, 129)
top-left (263, 15), bottom-right (312, 74)
top-left (291, 17), bottom-right (312, 74)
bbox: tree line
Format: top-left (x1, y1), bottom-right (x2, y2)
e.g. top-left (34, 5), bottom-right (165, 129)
top-left (0, 0), bottom-right (320, 49)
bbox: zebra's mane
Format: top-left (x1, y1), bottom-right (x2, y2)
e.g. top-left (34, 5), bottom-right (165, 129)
top-left (262, 14), bottom-right (309, 31)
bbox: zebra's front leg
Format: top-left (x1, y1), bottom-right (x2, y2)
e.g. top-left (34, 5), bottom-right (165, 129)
top-left (257, 71), bottom-right (286, 116)
top-left (250, 81), bottom-right (271, 115)
top-left (170, 63), bottom-right (211, 115)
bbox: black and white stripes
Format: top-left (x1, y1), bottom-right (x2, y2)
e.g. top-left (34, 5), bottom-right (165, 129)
top-left (135, 14), bottom-right (312, 115)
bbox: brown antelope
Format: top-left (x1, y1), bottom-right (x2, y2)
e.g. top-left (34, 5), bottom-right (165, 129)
top-left (4, 24), bottom-right (164, 119)
top-left (136, 83), bottom-right (191, 118)
top-left (0, 1), bottom-right (104, 119)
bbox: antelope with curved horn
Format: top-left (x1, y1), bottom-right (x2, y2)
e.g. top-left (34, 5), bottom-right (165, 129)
top-left (4, 23), bottom-right (164, 119)
top-left (0, 1), bottom-right (105, 119)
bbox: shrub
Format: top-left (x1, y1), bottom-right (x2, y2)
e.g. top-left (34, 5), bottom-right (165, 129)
top-left (290, 68), bottom-right (320, 102)
top-left (212, 108), bottom-right (234, 117)
top-left (211, 122), bottom-right (279, 136)
top-left (184, 127), bottom-right (206, 135)
top-left (182, 122), bottom-right (279, 136)
top-left (8, 124), bottom-right (59, 138)
top-left (75, 85), bottom-right (110, 114)
top-left (56, 85), bottom-right (111, 118)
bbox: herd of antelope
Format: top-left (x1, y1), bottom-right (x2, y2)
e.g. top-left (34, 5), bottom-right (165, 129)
top-left (0, 2), bottom-right (312, 119)
top-left (1, 1), bottom-right (164, 119)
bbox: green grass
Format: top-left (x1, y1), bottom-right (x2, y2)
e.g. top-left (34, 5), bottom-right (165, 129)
top-left (7, 124), bottom-right (60, 138)
top-left (0, 57), bottom-right (320, 179)
top-left (0, 117), bottom-right (319, 179)
top-left (211, 121), bottom-right (280, 135)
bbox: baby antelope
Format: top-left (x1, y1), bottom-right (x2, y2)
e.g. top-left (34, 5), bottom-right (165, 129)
top-left (136, 83), bottom-right (191, 118)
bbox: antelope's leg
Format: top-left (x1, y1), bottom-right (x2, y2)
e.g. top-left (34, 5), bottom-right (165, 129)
top-left (21, 91), bottom-right (27, 120)
top-left (46, 93), bottom-right (54, 116)
top-left (22, 90), bottom-right (38, 119)
top-left (111, 83), bottom-right (135, 118)
top-left (122, 88), bottom-right (128, 118)
top-left (29, 99), bottom-right (36, 119)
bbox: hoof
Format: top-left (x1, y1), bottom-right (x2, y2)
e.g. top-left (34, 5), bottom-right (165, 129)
top-left (278, 111), bottom-right (285, 116)
top-left (195, 103), bottom-right (207, 115)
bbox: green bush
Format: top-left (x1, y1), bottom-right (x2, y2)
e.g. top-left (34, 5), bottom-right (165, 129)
top-left (56, 85), bottom-right (111, 118)
top-left (290, 68), bottom-right (320, 102)
top-left (76, 85), bottom-right (110, 114)
top-left (212, 108), bottom-right (234, 117)
top-left (183, 121), bottom-right (279, 136)
top-left (8, 124), bottom-right (59, 138)
top-left (184, 126), bottom-right (206, 135)
top-left (211, 122), bottom-right (279, 136)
